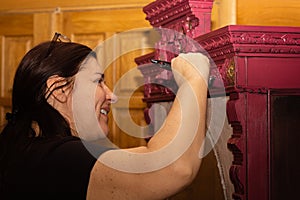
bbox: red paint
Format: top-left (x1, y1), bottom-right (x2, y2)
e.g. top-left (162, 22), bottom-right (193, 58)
top-left (136, 1), bottom-right (300, 199)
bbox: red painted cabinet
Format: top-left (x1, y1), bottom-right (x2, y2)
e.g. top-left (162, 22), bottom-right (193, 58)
top-left (196, 25), bottom-right (300, 199)
top-left (136, 1), bottom-right (300, 199)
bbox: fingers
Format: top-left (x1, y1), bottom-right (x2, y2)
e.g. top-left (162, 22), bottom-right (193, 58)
top-left (171, 53), bottom-right (210, 86)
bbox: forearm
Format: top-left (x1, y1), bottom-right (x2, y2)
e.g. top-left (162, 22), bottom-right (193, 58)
top-left (147, 76), bottom-right (207, 169)
top-left (148, 77), bottom-right (207, 149)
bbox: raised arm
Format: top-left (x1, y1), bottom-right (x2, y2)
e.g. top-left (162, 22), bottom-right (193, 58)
top-left (87, 53), bottom-right (210, 200)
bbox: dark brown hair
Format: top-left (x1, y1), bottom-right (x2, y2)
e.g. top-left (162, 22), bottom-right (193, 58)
top-left (0, 41), bottom-right (92, 178)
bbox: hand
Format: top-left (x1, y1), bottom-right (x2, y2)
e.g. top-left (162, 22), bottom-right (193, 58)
top-left (171, 53), bottom-right (210, 87)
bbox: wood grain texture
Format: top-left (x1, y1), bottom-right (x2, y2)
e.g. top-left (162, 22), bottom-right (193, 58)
top-left (237, 0), bottom-right (300, 26)
top-left (0, 14), bottom-right (33, 35)
top-left (66, 9), bottom-right (150, 33)
top-left (0, 0), bottom-right (153, 13)
top-left (211, 0), bottom-right (237, 30)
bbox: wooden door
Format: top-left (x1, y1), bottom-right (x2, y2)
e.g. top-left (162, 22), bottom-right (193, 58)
top-left (0, 13), bottom-right (34, 128)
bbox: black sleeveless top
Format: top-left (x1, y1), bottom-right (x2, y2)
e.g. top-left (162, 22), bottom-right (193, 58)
top-left (1, 136), bottom-right (110, 200)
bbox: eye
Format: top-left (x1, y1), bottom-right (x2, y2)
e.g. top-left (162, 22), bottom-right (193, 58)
top-left (98, 73), bottom-right (105, 84)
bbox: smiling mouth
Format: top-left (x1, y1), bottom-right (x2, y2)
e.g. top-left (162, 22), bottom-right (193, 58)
top-left (100, 108), bottom-right (108, 116)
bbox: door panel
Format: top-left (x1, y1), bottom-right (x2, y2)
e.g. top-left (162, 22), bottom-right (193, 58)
top-left (0, 14), bottom-right (34, 127)
top-left (107, 31), bottom-right (153, 148)
top-left (64, 9), bottom-right (150, 33)
top-left (3, 36), bottom-right (32, 97)
top-left (72, 33), bottom-right (106, 49)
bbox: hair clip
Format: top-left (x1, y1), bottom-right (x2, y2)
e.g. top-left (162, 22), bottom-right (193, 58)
top-left (5, 109), bottom-right (18, 125)
top-left (151, 59), bottom-right (172, 71)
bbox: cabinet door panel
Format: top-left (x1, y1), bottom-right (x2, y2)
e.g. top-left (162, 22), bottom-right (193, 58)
top-left (0, 14), bottom-right (34, 127)
top-left (2, 36), bottom-right (32, 97)
top-left (107, 31), bottom-right (153, 148)
top-left (72, 33), bottom-right (106, 49)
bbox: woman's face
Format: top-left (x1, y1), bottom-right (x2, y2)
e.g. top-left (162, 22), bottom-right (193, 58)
top-left (94, 73), bottom-right (114, 135)
top-left (71, 55), bottom-right (117, 140)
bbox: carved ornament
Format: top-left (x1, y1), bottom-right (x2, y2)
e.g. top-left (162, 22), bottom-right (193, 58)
top-left (196, 25), bottom-right (300, 59)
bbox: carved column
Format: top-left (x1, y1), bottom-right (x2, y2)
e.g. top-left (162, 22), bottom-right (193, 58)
top-left (143, 0), bottom-right (214, 61)
top-left (135, 0), bottom-right (214, 134)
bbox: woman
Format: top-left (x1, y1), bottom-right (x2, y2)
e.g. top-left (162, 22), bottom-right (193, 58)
top-left (0, 33), bottom-right (210, 199)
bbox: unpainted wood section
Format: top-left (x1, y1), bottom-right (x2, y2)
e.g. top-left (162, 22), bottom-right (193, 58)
top-left (0, 0), bottom-right (153, 12)
top-left (65, 9), bottom-right (150, 33)
top-left (211, 0), bottom-right (237, 31)
top-left (237, 0), bottom-right (300, 26)
top-left (105, 49), bottom-right (151, 148)
top-left (110, 30), bottom-right (154, 148)
top-left (2, 36), bottom-right (32, 97)
top-left (72, 33), bottom-right (106, 50)
top-left (0, 35), bottom-right (3, 128)
top-left (0, 14), bottom-right (34, 96)
top-left (33, 13), bottom-right (52, 44)
top-left (0, 36), bottom-right (32, 126)
top-left (33, 12), bottom-right (66, 45)
top-left (32, 12), bottom-right (65, 42)
top-left (0, 14), bottom-right (34, 127)
top-left (0, 36), bottom-right (2, 96)
top-left (0, 14), bottom-right (33, 35)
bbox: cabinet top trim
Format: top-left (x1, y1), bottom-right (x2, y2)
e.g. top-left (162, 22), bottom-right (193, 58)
top-left (196, 25), bottom-right (300, 58)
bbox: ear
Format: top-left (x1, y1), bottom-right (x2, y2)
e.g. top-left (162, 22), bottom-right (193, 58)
top-left (46, 75), bottom-right (69, 103)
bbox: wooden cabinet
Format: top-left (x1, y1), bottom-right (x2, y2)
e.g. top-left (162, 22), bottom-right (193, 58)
top-left (136, 1), bottom-right (300, 199)
top-left (202, 26), bottom-right (300, 199)
top-left (136, 1), bottom-right (227, 199)
top-left (139, 22), bottom-right (300, 200)
top-left (0, 1), bottom-right (153, 148)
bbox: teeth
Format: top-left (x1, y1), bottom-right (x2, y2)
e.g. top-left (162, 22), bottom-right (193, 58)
top-left (100, 109), bottom-right (108, 115)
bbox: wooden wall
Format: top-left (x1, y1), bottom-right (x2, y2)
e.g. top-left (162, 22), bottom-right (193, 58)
top-left (211, 0), bottom-right (237, 30)
top-left (211, 0), bottom-right (300, 30)
top-left (237, 0), bottom-right (300, 26)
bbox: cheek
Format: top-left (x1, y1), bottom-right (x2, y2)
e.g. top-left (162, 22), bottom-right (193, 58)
top-left (95, 86), bottom-right (106, 102)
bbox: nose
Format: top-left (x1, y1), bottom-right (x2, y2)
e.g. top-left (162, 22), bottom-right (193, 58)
top-left (104, 84), bottom-right (118, 104)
